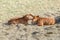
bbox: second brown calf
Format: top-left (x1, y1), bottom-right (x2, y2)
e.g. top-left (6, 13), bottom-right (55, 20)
top-left (32, 16), bottom-right (55, 26)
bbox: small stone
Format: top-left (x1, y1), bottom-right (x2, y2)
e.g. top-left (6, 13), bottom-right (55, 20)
top-left (16, 38), bottom-right (20, 40)
top-left (56, 25), bottom-right (60, 28)
top-left (46, 32), bottom-right (53, 34)
top-left (32, 31), bottom-right (39, 35)
top-left (5, 33), bottom-right (9, 35)
top-left (23, 28), bottom-right (27, 32)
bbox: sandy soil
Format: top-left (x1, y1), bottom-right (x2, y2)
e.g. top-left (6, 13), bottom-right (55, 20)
top-left (0, 0), bottom-right (60, 40)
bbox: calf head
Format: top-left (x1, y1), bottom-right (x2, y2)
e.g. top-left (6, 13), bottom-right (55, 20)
top-left (32, 16), bottom-right (40, 24)
top-left (23, 14), bottom-right (34, 20)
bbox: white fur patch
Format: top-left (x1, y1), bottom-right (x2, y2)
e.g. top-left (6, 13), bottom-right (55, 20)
top-left (28, 20), bottom-right (32, 24)
top-left (27, 15), bottom-right (33, 19)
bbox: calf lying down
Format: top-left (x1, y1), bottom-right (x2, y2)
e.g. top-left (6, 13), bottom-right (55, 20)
top-left (32, 16), bottom-right (55, 26)
top-left (7, 14), bottom-right (33, 25)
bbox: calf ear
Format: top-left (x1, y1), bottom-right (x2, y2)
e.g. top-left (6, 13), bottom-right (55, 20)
top-left (37, 16), bottom-right (39, 17)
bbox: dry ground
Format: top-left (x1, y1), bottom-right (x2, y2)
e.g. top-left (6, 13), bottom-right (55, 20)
top-left (0, 0), bottom-right (60, 40)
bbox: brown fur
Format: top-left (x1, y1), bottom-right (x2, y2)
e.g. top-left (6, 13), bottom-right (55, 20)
top-left (7, 14), bottom-right (34, 25)
top-left (32, 16), bottom-right (55, 26)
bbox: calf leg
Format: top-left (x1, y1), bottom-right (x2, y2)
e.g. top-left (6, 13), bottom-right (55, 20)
top-left (37, 21), bottom-right (43, 26)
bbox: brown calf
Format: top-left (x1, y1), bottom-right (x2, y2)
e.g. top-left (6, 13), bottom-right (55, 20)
top-left (32, 16), bottom-right (55, 26)
top-left (7, 14), bottom-right (34, 25)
